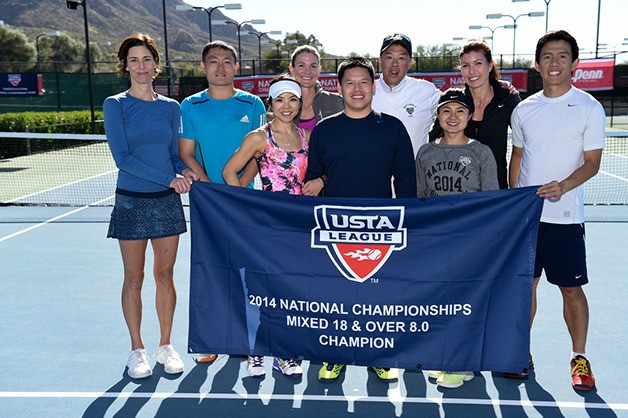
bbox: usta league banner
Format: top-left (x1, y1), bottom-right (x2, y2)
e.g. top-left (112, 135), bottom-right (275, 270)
top-left (188, 184), bottom-right (543, 373)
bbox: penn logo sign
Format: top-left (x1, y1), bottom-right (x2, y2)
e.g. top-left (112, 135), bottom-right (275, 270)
top-left (311, 205), bottom-right (407, 283)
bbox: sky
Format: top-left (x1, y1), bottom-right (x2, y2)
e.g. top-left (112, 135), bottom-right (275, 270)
top-left (184, 0), bottom-right (627, 62)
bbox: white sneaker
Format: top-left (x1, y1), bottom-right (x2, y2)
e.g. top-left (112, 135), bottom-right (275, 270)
top-left (273, 357), bottom-right (303, 379)
top-left (127, 348), bottom-right (152, 379)
top-left (156, 344), bottom-right (184, 374)
top-left (247, 355), bottom-right (266, 378)
top-left (427, 370), bottom-right (444, 379)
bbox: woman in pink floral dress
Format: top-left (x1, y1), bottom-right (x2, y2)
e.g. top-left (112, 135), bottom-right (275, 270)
top-left (223, 75), bottom-right (311, 195)
top-left (222, 75), bottom-right (309, 379)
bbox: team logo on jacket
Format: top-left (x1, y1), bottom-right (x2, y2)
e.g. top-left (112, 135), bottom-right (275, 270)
top-left (404, 103), bottom-right (416, 117)
top-left (311, 205), bottom-right (407, 282)
top-left (459, 156), bottom-right (471, 166)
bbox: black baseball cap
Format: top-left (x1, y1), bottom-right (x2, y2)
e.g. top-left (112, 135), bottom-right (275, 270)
top-left (380, 33), bottom-right (412, 56)
top-left (437, 89), bottom-right (475, 113)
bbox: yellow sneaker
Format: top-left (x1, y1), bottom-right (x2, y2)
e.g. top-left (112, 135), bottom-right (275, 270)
top-left (370, 367), bottom-right (399, 382)
top-left (318, 362), bottom-right (345, 381)
top-left (436, 371), bottom-right (474, 388)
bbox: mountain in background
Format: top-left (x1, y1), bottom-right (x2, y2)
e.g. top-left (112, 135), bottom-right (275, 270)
top-left (0, 0), bottom-right (271, 62)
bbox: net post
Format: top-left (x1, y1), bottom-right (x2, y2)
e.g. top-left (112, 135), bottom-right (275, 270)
top-left (24, 126), bottom-right (31, 155)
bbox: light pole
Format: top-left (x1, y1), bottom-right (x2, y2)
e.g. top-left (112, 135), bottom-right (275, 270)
top-left (512, 0), bottom-right (552, 32)
top-left (214, 18), bottom-right (239, 40)
top-left (487, 11), bottom-right (544, 67)
top-left (269, 39), bottom-right (282, 55)
top-left (66, 0), bottom-right (96, 133)
top-left (36, 31), bottom-right (61, 61)
top-left (595, 0), bottom-right (602, 58)
top-left (175, 3), bottom-right (242, 42)
top-left (249, 30), bottom-right (282, 74)
top-left (162, 0), bottom-right (171, 96)
top-left (230, 19), bottom-right (265, 74)
top-left (469, 24), bottom-right (515, 51)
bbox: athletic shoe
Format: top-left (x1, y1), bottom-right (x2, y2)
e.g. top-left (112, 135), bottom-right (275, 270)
top-left (126, 348), bottom-right (152, 379)
top-left (196, 354), bottom-right (218, 363)
top-left (155, 344), bottom-right (184, 374)
top-left (436, 371), bottom-right (474, 388)
top-left (427, 370), bottom-right (444, 379)
top-left (318, 363), bottom-right (345, 382)
top-left (370, 367), bottom-right (399, 382)
top-left (272, 357), bottom-right (303, 379)
top-left (571, 355), bottom-right (595, 391)
top-left (504, 355), bottom-right (534, 379)
top-left (247, 355), bottom-right (266, 378)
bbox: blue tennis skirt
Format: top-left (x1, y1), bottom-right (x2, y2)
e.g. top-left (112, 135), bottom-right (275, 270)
top-left (107, 188), bottom-right (187, 240)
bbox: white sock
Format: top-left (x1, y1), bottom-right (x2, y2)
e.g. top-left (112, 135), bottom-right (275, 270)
top-left (572, 352), bottom-right (586, 360)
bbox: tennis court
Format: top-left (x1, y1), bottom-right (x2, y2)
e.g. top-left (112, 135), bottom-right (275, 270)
top-left (0, 131), bottom-right (627, 417)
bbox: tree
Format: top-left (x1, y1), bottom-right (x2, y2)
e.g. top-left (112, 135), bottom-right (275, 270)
top-left (262, 31), bottom-right (327, 74)
top-left (38, 33), bottom-right (84, 63)
top-left (37, 34), bottom-right (104, 73)
top-left (414, 44), bottom-right (461, 71)
top-left (0, 26), bottom-right (36, 69)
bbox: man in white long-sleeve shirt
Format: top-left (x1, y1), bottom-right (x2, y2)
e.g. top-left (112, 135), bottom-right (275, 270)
top-left (372, 34), bottom-right (441, 157)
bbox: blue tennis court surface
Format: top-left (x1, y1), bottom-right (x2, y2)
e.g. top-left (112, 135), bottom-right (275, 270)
top-left (0, 205), bottom-right (626, 417)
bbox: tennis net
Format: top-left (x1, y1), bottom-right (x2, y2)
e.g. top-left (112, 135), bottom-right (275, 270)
top-left (1, 131), bottom-right (627, 207)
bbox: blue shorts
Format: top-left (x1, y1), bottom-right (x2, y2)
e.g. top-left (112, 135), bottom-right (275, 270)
top-left (107, 188), bottom-right (186, 240)
top-left (534, 222), bottom-right (588, 287)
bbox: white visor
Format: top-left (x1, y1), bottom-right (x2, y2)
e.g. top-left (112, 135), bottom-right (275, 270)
top-left (269, 80), bottom-right (301, 99)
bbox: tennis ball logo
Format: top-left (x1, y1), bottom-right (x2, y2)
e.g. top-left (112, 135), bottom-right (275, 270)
top-left (343, 248), bottom-right (383, 261)
top-left (367, 249), bottom-right (382, 260)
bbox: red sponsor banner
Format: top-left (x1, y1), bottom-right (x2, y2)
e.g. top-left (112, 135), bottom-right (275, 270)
top-left (407, 69), bottom-right (529, 92)
top-left (571, 58), bottom-right (614, 91)
top-left (233, 74), bottom-right (339, 96)
top-left (233, 75), bottom-right (272, 96)
top-left (233, 69), bottom-right (529, 96)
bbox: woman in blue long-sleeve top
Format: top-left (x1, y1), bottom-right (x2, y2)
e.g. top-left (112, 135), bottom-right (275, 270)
top-left (103, 33), bottom-right (200, 380)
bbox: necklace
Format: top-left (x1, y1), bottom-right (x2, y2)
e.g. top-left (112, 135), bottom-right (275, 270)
top-left (273, 126), bottom-right (294, 148)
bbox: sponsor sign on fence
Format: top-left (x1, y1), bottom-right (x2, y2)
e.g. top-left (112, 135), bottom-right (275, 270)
top-left (572, 58), bottom-right (615, 91)
top-left (0, 73), bottom-right (43, 96)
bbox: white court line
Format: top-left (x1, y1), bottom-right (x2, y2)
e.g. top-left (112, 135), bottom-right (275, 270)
top-left (8, 170), bottom-right (117, 203)
top-left (599, 169), bottom-right (628, 183)
top-left (0, 391), bottom-right (626, 411)
top-left (0, 195), bottom-right (114, 242)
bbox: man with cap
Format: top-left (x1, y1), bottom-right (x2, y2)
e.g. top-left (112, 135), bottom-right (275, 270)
top-left (373, 34), bottom-right (441, 157)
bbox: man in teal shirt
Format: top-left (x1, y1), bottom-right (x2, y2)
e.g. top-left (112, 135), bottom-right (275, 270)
top-left (180, 41), bottom-right (265, 365)
top-left (179, 41), bottom-right (266, 186)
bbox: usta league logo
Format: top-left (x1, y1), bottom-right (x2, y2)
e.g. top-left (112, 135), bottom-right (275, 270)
top-left (311, 205), bottom-right (407, 283)
top-left (8, 74), bottom-right (21, 87)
